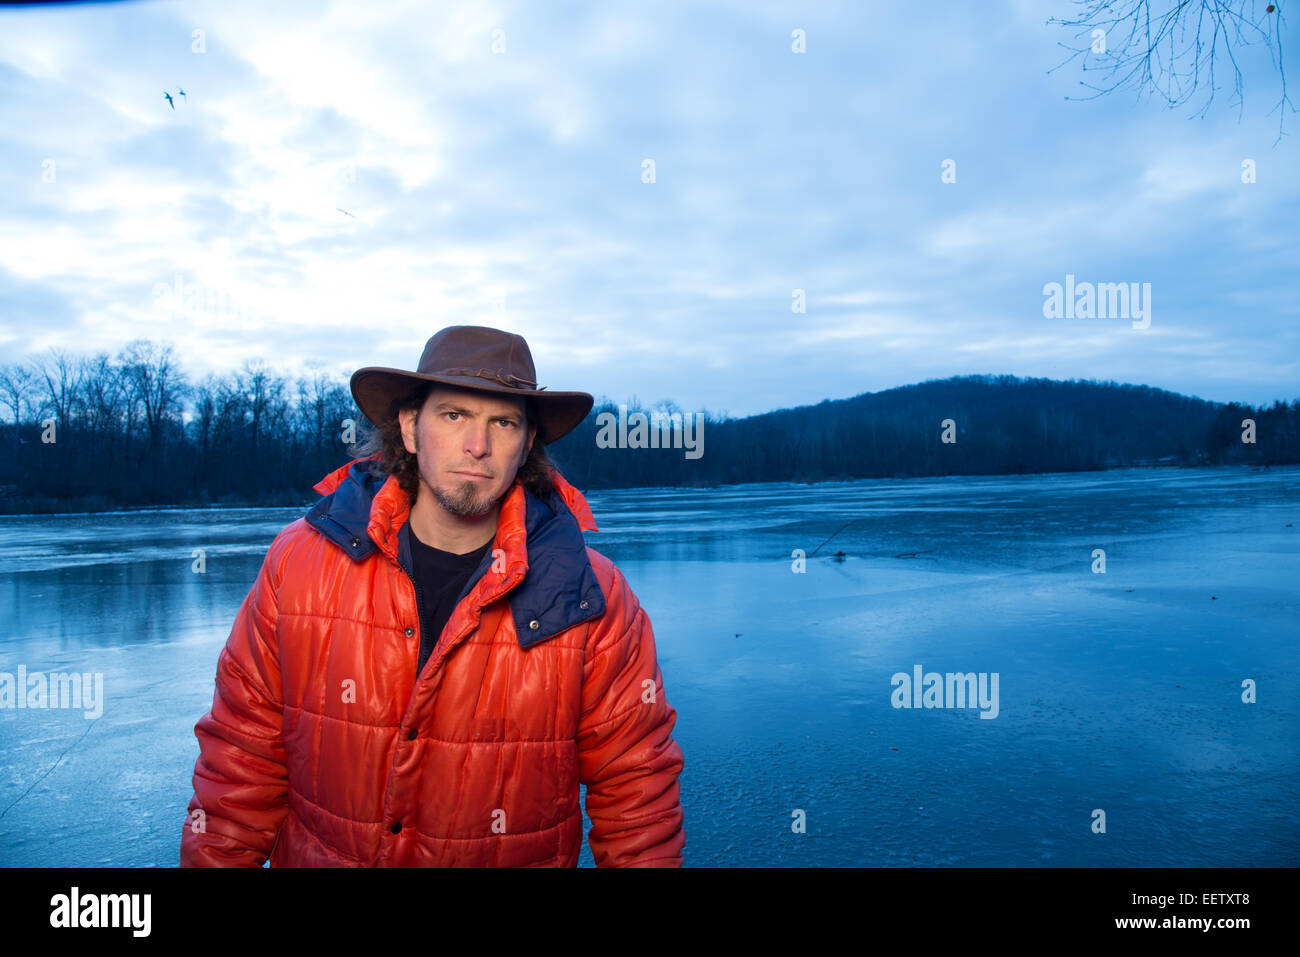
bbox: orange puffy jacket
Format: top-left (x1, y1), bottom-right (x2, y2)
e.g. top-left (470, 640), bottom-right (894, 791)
top-left (180, 456), bottom-right (684, 866)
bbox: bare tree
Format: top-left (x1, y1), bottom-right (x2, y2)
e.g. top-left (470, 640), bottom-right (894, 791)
top-left (35, 347), bottom-right (83, 432)
top-left (298, 360), bottom-right (331, 452)
top-left (0, 361), bottom-right (37, 427)
top-left (120, 338), bottom-right (187, 454)
top-left (79, 353), bottom-right (127, 437)
top-left (1050, 0), bottom-right (1294, 140)
top-left (214, 372), bottom-right (249, 441)
top-left (190, 373), bottom-right (220, 460)
top-left (242, 358), bottom-right (290, 456)
top-left (78, 352), bottom-right (132, 476)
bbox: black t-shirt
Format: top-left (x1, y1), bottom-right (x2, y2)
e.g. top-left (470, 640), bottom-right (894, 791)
top-left (408, 527), bottom-right (493, 675)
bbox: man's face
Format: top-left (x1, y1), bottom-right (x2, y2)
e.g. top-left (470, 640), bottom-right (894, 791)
top-left (398, 386), bottom-right (536, 519)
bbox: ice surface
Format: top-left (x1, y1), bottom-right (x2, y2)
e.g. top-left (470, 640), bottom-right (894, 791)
top-left (1, 466), bottom-right (1296, 866)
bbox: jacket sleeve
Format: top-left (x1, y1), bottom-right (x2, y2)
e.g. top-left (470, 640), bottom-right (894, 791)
top-left (577, 564), bottom-right (685, 867)
top-left (180, 534), bottom-right (291, 867)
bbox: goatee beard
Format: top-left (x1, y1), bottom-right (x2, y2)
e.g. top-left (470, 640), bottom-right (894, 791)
top-left (433, 479), bottom-right (497, 518)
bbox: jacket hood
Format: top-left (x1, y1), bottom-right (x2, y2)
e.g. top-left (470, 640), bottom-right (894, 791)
top-left (303, 455), bottom-right (605, 649)
top-left (309, 455), bottom-right (599, 532)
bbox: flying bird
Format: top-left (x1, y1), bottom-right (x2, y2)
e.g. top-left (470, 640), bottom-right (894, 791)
top-left (178, 88), bottom-right (187, 101)
top-left (336, 208), bottom-right (356, 219)
top-left (163, 91), bottom-right (174, 110)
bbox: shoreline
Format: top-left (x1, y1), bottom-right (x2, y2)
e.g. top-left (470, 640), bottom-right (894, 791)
top-left (0, 462), bottom-right (1290, 519)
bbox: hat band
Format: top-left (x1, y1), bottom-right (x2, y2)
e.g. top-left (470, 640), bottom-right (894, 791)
top-left (436, 367), bottom-right (541, 389)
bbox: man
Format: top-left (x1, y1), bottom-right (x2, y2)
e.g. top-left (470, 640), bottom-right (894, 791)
top-left (180, 325), bottom-right (685, 867)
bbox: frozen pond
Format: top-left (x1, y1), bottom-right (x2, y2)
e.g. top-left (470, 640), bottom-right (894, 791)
top-left (1, 465), bottom-right (1297, 866)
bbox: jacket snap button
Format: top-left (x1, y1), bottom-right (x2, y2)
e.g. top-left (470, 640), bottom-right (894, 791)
top-left (407, 728), bottom-right (417, 741)
top-left (391, 821), bottom-right (402, 834)
top-left (404, 627), bottom-right (415, 637)
top-left (580, 600), bottom-right (589, 609)
top-left (528, 620), bottom-right (540, 631)
top-left (350, 537), bottom-right (360, 548)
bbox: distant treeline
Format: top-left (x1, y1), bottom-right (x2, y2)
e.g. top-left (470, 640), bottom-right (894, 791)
top-left (0, 340), bottom-right (1295, 513)
top-left (561, 376), bottom-right (1300, 489)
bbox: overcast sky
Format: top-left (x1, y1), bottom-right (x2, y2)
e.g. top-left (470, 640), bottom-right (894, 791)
top-left (0, 0), bottom-right (1296, 418)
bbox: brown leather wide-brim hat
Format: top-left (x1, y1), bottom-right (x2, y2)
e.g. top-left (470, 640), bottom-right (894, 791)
top-left (350, 325), bottom-right (594, 445)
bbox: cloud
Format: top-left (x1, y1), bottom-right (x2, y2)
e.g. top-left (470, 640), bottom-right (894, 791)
top-left (0, 0), bottom-right (1295, 417)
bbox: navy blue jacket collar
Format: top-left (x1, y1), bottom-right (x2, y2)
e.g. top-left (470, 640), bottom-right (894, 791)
top-left (304, 461), bottom-right (605, 649)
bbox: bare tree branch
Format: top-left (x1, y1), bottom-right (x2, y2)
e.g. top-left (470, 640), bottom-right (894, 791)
top-left (1048, 0), bottom-right (1294, 142)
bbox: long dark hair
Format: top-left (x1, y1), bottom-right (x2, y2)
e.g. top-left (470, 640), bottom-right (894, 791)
top-left (352, 383), bottom-right (558, 504)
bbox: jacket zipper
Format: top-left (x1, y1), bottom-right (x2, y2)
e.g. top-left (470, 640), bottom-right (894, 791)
top-left (395, 556), bottom-right (430, 677)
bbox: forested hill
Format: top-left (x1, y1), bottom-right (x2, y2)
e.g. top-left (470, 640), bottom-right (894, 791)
top-left (1, 350), bottom-right (1296, 513)
top-left (547, 374), bottom-right (1298, 490)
